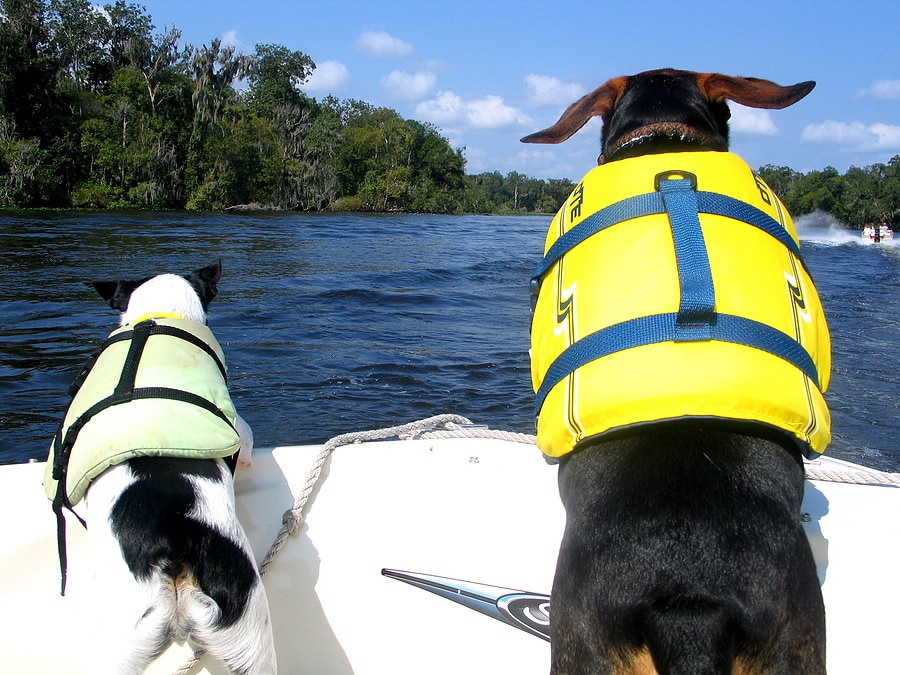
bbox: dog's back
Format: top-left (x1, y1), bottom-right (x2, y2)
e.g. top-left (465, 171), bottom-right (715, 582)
top-left (87, 457), bottom-right (274, 674)
top-left (552, 426), bottom-right (825, 674)
top-left (85, 457), bottom-right (275, 674)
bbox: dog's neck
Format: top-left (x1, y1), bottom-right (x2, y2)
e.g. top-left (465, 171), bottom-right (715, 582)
top-left (123, 310), bottom-right (194, 327)
top-left (599, 123), bottom-right (728, 164)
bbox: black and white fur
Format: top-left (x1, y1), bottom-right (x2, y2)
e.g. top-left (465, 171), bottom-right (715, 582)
top-left (83, 261), bottom-right (276, 674)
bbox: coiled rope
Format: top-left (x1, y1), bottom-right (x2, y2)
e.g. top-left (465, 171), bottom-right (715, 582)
top-left (172, 415), bottom-right (899, 673)
top-left (804, 465), bottom-right (900, 485)
top-left (258, 413), bottom-right (482, 576)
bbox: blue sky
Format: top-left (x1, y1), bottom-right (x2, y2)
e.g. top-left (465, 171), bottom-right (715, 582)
top-left (139, 0), bottom-right (900, 181)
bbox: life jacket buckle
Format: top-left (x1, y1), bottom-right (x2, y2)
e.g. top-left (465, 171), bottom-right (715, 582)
top-left (529, 278), bottom-right (541, 312)
top-left (655, 170), bottom-right (698, 191)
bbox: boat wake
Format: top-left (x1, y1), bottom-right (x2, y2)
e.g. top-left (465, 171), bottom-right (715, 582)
top-left (796, 211), bottom-right (897, 247)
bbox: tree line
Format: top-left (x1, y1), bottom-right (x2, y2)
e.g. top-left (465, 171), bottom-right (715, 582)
top-left (0, 0), bottom-right (897, 223)
top-left (0, 0), bottom-right (574, 214)
top-left (758, 159), bottom-right (900, 229)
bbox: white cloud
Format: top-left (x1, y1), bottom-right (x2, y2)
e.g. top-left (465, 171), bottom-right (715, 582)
top-left (416, 91), bottom-right (531, 129)
top-left (381, 70), bottom-right (436, 100)
top-left (301, 60), bottom-right (350, 94)
top-left (525, 74), bottom-right (584, 107)
top-left (468, 95), bottom-right (531, 128)
top-left (868, 123), bottom-right (900, 148)
top-left (354, 31), bottom-right (414, 57)
top-left (859, 80), bottom-right (900, 101)
top-left (729, 105), bottom-right (778, 136)
top-left (416, 91), bottom-right (464, 125)
top-left (802, 120), bottom-right (900, 151)
top-left (220, 30), bottom-right (240, 49)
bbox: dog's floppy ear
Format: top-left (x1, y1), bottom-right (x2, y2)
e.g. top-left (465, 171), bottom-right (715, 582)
top-left (92, 279), bottom-right (141, 311)
top-left (697, 74), bottom-right (815, 109)
top-left (188, 260), bottom-right (222, 309)
top-left (521, 76), bottom-right (629, 144)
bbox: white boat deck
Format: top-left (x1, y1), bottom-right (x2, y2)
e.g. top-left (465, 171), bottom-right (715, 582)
top-left (1, 437), bottom-right (898, 673)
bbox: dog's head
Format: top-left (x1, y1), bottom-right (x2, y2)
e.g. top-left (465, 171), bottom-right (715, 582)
top-left (92, 260), bottom-right (222, 326)
top-left (521, 69), bottom-right (814, 163)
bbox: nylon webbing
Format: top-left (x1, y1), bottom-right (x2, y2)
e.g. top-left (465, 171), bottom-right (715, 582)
top-left (532, 170), bottom-right (819, 420)
top-left (114, 318), bottom-right (152, 396)
top-left (50, 319), bottom-right (235, 595)
top-left (147, 324), bottom-right (227, 382)
top-left (530, 188), bottom-right (804, 284)
top-left (658, 176), bottom-right (715, 340)
top-left (531, 192), bottom-right (665, 281)
top-left (534, 312), bottom-right (821, 417)
top-left (131, 387), bottom-right (236, 428)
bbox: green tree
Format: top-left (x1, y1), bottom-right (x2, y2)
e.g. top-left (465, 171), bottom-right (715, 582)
top-left (0, 116), bottom-right (42, 205)
top-left (883, 156), bottom-right (900, 226)
top-left (184, 38), bottom-right (255, 206)
top-left (188, 38), bottom-right (254, 137)
top-left (0, 0), bottom-right (58, 139)
top-left (787, 167), bottom-right (842, 216)
top-left (104, 0), bottom-right (153, 72)
top-left (47, 0), bottom-right (109, 92)
top-left (757, 165), bottom-right (802, 203)
top-left (837, 165), bottom-right (883, 227)
top-left (245, 43), bottom-right (314, 117)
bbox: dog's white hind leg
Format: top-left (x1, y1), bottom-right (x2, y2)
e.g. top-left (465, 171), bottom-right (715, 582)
top-left (180, 465), bottom-right (276, 673)
top-left (85, 466), bottom-right (180, 673)
top-left (185, 578), bottom-right (277, 674)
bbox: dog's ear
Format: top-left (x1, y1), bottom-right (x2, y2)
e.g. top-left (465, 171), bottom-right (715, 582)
top-left (188, 260), bottom-right (222, 308)
top-left (521, 76), bottom-right (629, 144)
top-left (92, 280), bottom-right (139, 311)
top-left (697, 74), bottom-right (815, 109)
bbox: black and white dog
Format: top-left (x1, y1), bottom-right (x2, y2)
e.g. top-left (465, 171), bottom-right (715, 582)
top-left (73, 261), bottom-right (276, 673)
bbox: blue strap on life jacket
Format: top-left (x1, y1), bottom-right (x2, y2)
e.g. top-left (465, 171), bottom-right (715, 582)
top-left (529, 184), bottom-right (804, 286)
top-left (533, 171), bottom-right (821, 420)
top-left (657, 174), bottom-right (715, 340)
top-left (533, 312), bottom-right (822, 417)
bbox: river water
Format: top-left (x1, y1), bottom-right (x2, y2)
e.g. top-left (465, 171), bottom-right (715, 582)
top-left (1, 210), bottom-right (897, 471)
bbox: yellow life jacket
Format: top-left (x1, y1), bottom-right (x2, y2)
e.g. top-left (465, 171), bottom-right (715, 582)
top-left (44, 317), bottom-right (242, 507)
top-left (530, 151), bottom-right (831, 460)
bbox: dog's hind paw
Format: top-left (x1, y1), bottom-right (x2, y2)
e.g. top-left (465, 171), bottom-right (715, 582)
top-left (234, 414), bottom-right (254, 467)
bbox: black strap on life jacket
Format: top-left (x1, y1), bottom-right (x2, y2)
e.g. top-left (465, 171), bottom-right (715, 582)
top-left (51, 319), bottom-right (239, 595)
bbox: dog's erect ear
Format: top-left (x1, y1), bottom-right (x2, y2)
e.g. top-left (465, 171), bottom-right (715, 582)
top-left (697, 74), bottom-right (815, 109)
top-left (92, 279), bottom-right (143, 311)
top-left (521, 76), bottom-right (629, 144)
top-left (93, 280), bottom-right (120, 303)
top-left (187, 260), bottom-right (222, 308)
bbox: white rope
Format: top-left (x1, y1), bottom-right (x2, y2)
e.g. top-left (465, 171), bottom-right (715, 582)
top-left (256, 416), bottom-right (900, 581)
top-left (257, 414), bottom-right (473, 577)
top-left (405, 423), bottom-right (537, 445)
top-left (805, 465), bottom-right (900, 485)
top-left (408, 421), bottom-right (900, 487)
top-left (170, 650), bottom-right (204, 675)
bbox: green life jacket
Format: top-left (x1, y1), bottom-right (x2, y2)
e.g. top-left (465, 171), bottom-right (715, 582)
top-left (44, 317), bottom-right (241, 594)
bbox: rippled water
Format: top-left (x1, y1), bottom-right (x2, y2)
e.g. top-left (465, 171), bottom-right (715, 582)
top-left (1, 210), bottom-right (897, 471)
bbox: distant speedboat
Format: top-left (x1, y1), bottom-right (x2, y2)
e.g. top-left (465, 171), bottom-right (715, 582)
top-left (862, 224), bottom-right (894, 243)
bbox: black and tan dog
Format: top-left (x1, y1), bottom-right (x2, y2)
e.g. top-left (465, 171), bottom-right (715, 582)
top-left (523, 70), bottom-right (828, 674)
